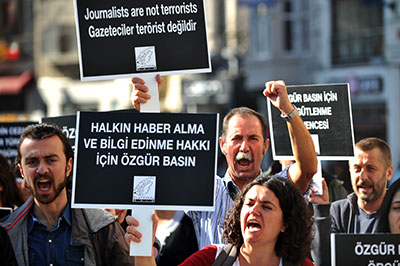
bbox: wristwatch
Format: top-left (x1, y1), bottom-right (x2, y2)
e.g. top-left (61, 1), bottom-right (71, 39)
top-left (280, 105), bottom-right (299, 121)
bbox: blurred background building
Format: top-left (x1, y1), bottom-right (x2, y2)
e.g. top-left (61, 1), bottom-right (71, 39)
top-left (0, 0), bottom-right (399, 181)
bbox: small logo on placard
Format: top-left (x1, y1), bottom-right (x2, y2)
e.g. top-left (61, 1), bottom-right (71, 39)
top-left (133, 176), bottom-right (156, 203)
top-left (135, 46), bottom-right (157, 71)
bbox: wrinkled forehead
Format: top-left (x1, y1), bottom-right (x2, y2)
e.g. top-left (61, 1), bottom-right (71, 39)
top-left (227, 114), bottom-right (263, 135)
top-left (350, 147), bottom-right (385, 166)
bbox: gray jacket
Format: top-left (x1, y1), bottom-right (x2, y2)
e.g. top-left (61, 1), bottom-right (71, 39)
top-left (0, 197), bottom-right (134, 266)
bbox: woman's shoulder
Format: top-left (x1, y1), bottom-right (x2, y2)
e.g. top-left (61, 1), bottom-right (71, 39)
top-left (179, 245), bottom-right (218, 266)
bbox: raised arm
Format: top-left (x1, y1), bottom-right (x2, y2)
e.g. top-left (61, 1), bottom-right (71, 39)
top-left (264, 80), bottom-right (318, 194)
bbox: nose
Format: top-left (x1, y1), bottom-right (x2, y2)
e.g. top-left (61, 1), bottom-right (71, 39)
top-left (36, 160), bottom-right (48, 175)
top-left (239, 139), bottom-right (249, 152)
top-left (249, 203), bottom-right (260, 215)
top-left (359, 168), bottom-right (368, 181)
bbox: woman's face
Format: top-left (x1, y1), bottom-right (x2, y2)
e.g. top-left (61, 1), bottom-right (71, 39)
top-left (389, 189), bottom-right (400, 233)
top-left (240, 185), bottom-right (285, 246)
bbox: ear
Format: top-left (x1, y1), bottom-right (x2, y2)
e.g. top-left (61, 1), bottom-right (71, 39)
top-left (18, 163), bottom-right (24, 178)
top-left (0, 184), bottom-right (3, 192)
top-left (66, 157), bottom-right (73, 177)
top-left (386, 165), bottom-right (393, 181)
top-left (219, 137), bottom-right (227, 155)
top-left (280, 223), bottom-right (287, 233)
top-left (263, 138), bottom-right (270, 155)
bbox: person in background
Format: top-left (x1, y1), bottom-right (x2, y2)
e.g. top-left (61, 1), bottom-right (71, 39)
top-left (131, 77), bottom-right (318, 249)
top-left (154, 210), bottom-right (198, 265)
top-left (310, 137), bottom-right (393, 266)
top-left (0, 153), bottom-right (24, 209)
top-left (0, 225), bottom-right (17, 265)
top-left (126, 177), bottom-right (314, 266)
top-left (0, 123), bottom-right (133, 265)
top-left (377, 177), bottom-right (400, 233)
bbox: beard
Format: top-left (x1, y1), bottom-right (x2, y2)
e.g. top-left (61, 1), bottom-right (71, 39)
top-left (353, 174), bottom-right (387, 203)
top-left (25, 168), bottom-right (69, 205)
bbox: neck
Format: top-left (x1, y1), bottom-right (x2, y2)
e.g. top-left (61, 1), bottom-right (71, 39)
top-left (33, 189), bottom-right (68, 231)
top-left (155, 210), bottom-right (175, 220)
top-left (239, 242), bottom-right (280, 266)
top-left (230, 170), bottom-right (260, 191)
top-left (358, 193), bottom-right (385, 214)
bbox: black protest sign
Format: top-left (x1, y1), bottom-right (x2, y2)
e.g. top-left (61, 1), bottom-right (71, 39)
top-left (41, 110), bottom-right (139, 151)
top-left (42, 115), bottom-right (77, 150)
top-left (73, 0), bottom-right (211, 80)
top-left (72, 111), bottom-right (218, 210)
top-left (331, 233), bottom-right (400, 266)
top-left (268, 84), bottom-right (354, 160)
top-left (0, 122), bottom-right (37, 164)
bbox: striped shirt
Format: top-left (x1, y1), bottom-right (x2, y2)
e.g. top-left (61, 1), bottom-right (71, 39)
top-left (186, 168), bottom-right (289, 249)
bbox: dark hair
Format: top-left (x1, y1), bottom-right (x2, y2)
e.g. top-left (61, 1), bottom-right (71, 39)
top-left (355, 137), bottom-right (392, 169)
top-left (220, 107), bottom-right (267, 141)
top-left (223, 177), bottom-right (312, 264)
top-left (16, 123), bottom-right (73, 165)
top-left (0, 154), bottom-right (24, 208)
top-left (377, 178), bottom-right (400, 232)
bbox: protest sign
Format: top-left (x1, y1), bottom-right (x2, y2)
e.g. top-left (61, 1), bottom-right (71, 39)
top-left (0, 122), bottom-right (37, 164)
top-left (73, 0), bottom-right (211, 80)
top-left (42, 115), bottom-right (77, 150)
top-left (72, 111), bottom-right (219, 210)
top-left (268, 83), bottom-right (354, 160)
top-left (331, 233), bottom-right (400, 266)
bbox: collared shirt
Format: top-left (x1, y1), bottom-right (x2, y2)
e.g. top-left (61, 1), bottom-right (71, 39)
top-left (186, 167), bottom-right (289, 249)
top-left (28, 203), bottom-right (84, 266)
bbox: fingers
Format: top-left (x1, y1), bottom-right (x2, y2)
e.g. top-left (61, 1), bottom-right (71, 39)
top-left (125, 215), bottom-right (142, 243)
top-left (263, 80), bottom-right (286, 98)
top-left (156, 74), bottom-right (163, 88)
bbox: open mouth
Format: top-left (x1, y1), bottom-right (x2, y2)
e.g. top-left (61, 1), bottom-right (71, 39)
top-left (238, 159), bottom-right (251, 167)
top-left (246, 219), bottom-right (261, 231)
top-left (36, 179), bottom-right (52, 192)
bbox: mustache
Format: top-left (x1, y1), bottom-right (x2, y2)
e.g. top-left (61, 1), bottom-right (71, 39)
top-left (34, 173), bottom-right (53, 183)
top-left (235, 152), bottom-right (254, 162)
top-left (357, 180), bottom-right (372, 188)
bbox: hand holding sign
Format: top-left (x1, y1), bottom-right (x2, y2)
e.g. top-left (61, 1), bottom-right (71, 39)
top-left (131, 75), bottom-right (163, 112)
top-left (125, 213), bottom-right (158, 262)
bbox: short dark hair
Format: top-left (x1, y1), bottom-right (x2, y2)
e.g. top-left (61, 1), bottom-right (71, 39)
top-left (223, 177), bottom-right (312, 264)
top-left (377, 178), bottom-right (400, 232)
top-left (16, 123), bottom-right (74, 166)
top-left (220, 107), bottom-right (267, 141)
top-left (355, 137), bottom-right (392, 168)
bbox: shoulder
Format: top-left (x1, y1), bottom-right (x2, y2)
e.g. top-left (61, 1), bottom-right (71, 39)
top-left (301, 257), bottom-right (315, 266)
top-left (0, 197), bottom-right (33, 232)
top-left (331, 194), bottom-right (354, 212)
top-left (179, 245), bottom-right (218, 266)
top-left (72, 208), bottom-right (117, 232)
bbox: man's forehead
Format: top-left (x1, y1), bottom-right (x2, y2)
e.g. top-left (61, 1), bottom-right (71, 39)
top-left (350, 147), bottom-right (383, 164)
top-left (227, 114), bottom-right (263, 134)
top-left (20, 136), bottom-right (64, 157)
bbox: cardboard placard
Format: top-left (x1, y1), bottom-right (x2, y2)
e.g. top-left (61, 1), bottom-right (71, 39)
top-left (0, 122), bottom-right (38, 164)
top-left (72, 111), bottom-right (219, 210)
top-left (268, 83), bottom-right (355, 160)
top-left (73, 0), bottom-right (211, 80)
top-left (331, 233), bottom-right (400, 266)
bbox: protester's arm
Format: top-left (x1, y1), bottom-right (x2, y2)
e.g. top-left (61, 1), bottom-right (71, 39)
top-left (125, 214), bottom-right (158, 266)
top-left (131, 75), bottom-right (163, 111)
top-left (309, 179), bottom-right (331, 266)
top-left (264, 80), bottom-right (318, 194)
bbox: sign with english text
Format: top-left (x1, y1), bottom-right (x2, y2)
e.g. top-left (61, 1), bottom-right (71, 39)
top-left (72, 111), bottom-right (219, 210)
top-left (268, 83), bottom-right (355, 160)
top-left (73, 0), bottom-right (211, 81)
